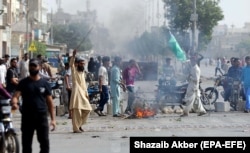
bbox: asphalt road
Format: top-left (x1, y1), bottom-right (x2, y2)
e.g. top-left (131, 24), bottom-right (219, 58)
top-left (11, 63), bottom-right (250, 153)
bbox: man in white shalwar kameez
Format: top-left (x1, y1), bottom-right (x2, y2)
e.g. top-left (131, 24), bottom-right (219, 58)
top-left (69, 50), bottom-right (92, 133)
top-left (19, 53), bottom-right (29, 80)
top-left (181, 56), bottom-right (207, 117)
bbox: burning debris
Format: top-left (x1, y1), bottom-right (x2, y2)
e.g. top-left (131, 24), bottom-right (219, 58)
top-left (125, 100), bottom-right (157, 119)
top-left (134, 108), bottom-right (156, 118)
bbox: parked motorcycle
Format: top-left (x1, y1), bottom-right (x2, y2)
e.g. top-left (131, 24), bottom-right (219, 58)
top-left (49, 74), bottom-right (64, 99)
top-left (0, 99), bottom-right (19, 153)
top-left (87, 83), bottom-right (100, 105)
top-left (155, 78), bottom-right (211, 111)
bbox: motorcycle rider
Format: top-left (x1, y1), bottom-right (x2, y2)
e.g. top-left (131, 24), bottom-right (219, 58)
top-left (224, 58), bottom-right (243, 102)
top-left (159, 57), bottom-right (176, 86)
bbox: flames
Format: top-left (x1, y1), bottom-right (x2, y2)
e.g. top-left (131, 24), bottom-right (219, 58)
top-left (134, 108), bottom-right (156, 118)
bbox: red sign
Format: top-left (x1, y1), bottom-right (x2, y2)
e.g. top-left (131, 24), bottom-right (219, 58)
top-left (24, 33), bottom-right (32, 40)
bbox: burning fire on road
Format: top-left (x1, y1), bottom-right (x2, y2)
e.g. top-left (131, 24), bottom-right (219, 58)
top-left (125, 101), bottom-right (157, 119)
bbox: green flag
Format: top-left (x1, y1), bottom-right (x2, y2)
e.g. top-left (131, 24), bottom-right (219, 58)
top-left (168, 33), bottom-right (187, 61)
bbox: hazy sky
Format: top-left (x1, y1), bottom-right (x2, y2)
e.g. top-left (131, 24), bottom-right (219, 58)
top-left (48, 0), bottom-right (250, 28)
top-left (218, 0), bottom-right (250, 27)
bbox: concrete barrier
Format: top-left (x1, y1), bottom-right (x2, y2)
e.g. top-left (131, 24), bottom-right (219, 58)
top-left (215, 102), bottom-right (230, 112)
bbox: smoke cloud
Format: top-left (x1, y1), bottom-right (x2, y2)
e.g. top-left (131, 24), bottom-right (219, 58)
top-left (51, 0), bottom-right (164, 56)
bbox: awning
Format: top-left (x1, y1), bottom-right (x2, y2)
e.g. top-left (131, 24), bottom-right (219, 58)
top-left (46, 49), bottom-right (60, 52)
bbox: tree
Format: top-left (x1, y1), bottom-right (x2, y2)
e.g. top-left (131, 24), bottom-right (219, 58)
top-left (53, 21), bottom-right (92, 51)
top-left (163, 0), bottom-right (224, 51)
top-left (32, 41), bottom-right (47, 57)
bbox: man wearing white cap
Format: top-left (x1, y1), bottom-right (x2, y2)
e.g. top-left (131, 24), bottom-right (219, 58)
top-left (69, 50), bottom-right (92, 133)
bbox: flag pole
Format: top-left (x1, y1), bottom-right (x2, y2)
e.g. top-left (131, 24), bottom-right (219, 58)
top-left (75, 26), bottom-right (94, 50)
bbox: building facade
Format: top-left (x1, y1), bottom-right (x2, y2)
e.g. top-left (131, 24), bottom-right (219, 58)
top-left (207, 23), bottom-right (250, 57)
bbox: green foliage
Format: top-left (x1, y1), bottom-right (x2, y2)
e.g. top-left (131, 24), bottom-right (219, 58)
top-left (53, 21), bottom-right (92, 51)
top-left (32, 41), bottom-right (47, 57)
top-left (163, 0), bottom-right (224, 51)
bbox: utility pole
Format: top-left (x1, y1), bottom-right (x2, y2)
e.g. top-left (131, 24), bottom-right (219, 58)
top-left (50, 9), bottom-right (53, 45)
top-left (144, 0), bottom-right (147, 32)
top-left (151, 0), bottom-right (154, 27)
top-left (25, 0), bottom-right (29, 54)
top-left (156, 0), bottom-right (160, 27)
top-left (86, 0), bottom-right (90, 12)
top-left (190, 0), bottom-right (197, 53)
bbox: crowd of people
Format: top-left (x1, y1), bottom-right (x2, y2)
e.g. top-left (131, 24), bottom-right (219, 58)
top-left (12, 53), bottom-right (139, 151)
top-left (57, 52), bottom-right (143, 119)
top-left (0, 51), bottom-right (249, 152)
top-left (201, 55), bottom-right (250, 113)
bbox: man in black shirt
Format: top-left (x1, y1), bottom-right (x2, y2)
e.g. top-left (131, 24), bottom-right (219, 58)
top-left (11, 58), bottom-right (56, 153)
top-left (6, 58), bottom-right (19, 95)
top-left (87, 57), bottom-right (97, 74)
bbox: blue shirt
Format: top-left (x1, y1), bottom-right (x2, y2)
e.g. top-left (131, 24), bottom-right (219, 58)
top-left (227, 66), bottom-right (242, 80)
top-left (241, 65), bottom-right (250, 87)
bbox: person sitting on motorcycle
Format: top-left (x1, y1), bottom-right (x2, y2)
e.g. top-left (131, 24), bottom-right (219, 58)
top-left (159, 57), bottom-right (176, 86)
top-left (224, 58), bottom-right (243, 102)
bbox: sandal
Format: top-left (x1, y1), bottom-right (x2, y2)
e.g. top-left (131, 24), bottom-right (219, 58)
top-left (99, 112), bottom-right (106, 116)
top-left (94, 109), bottom-right (101, 116)
top-left (73, 130), bottom-right (82, 133)
top-left (113, 114), bottom-right (122, 117)
top-left (79, 127), bottom-right (84, 132)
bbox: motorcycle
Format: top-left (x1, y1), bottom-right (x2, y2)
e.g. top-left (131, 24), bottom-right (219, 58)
top-left (87, 83), bottom-right (100, 105)
top-left (49, 74), bottom-right (64, 99)
top-left (221, 77), bottom-right (243, 111)
top-left (206, 75), bottom-right (243, 111)
top-left (204, 75), bottom-right (226, 104)
top-left (0, 99), bottom-right (19, 153)
top-left (155, 78), bottom-right (211, 111)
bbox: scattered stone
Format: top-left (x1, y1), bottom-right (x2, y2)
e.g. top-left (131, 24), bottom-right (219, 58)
top-left (161, 107), bottom-right (174, 114)
top-left (175, 118), bottom-right (181, 122)
top-left (174, 108), bottom-right (183, 114)
top-left (121, 136), bottom-right (128, 138)
top-left (62, 122), bottom-right (67, 125)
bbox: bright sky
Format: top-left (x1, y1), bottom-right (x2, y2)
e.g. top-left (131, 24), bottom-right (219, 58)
top-left (48, 0), bottom-right (250, 28)
top-left (218, 0), bottom-right (250, 27)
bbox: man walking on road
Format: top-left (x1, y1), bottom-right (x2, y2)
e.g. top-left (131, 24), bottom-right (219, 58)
top-left (11, 58), bottom-right (56, 153)
top-left (181, 56), bottom-right (207, 117)
top-left (123, 59), bottom-right (141, 115)
top-left (69, 50), bottom-right (92, 133)
top-left (94, 56), bottom-right (110, 116)
top-left (215, 57), bottom-right (223, 76)
top-left (19, 53), bottom-right (30, 80)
